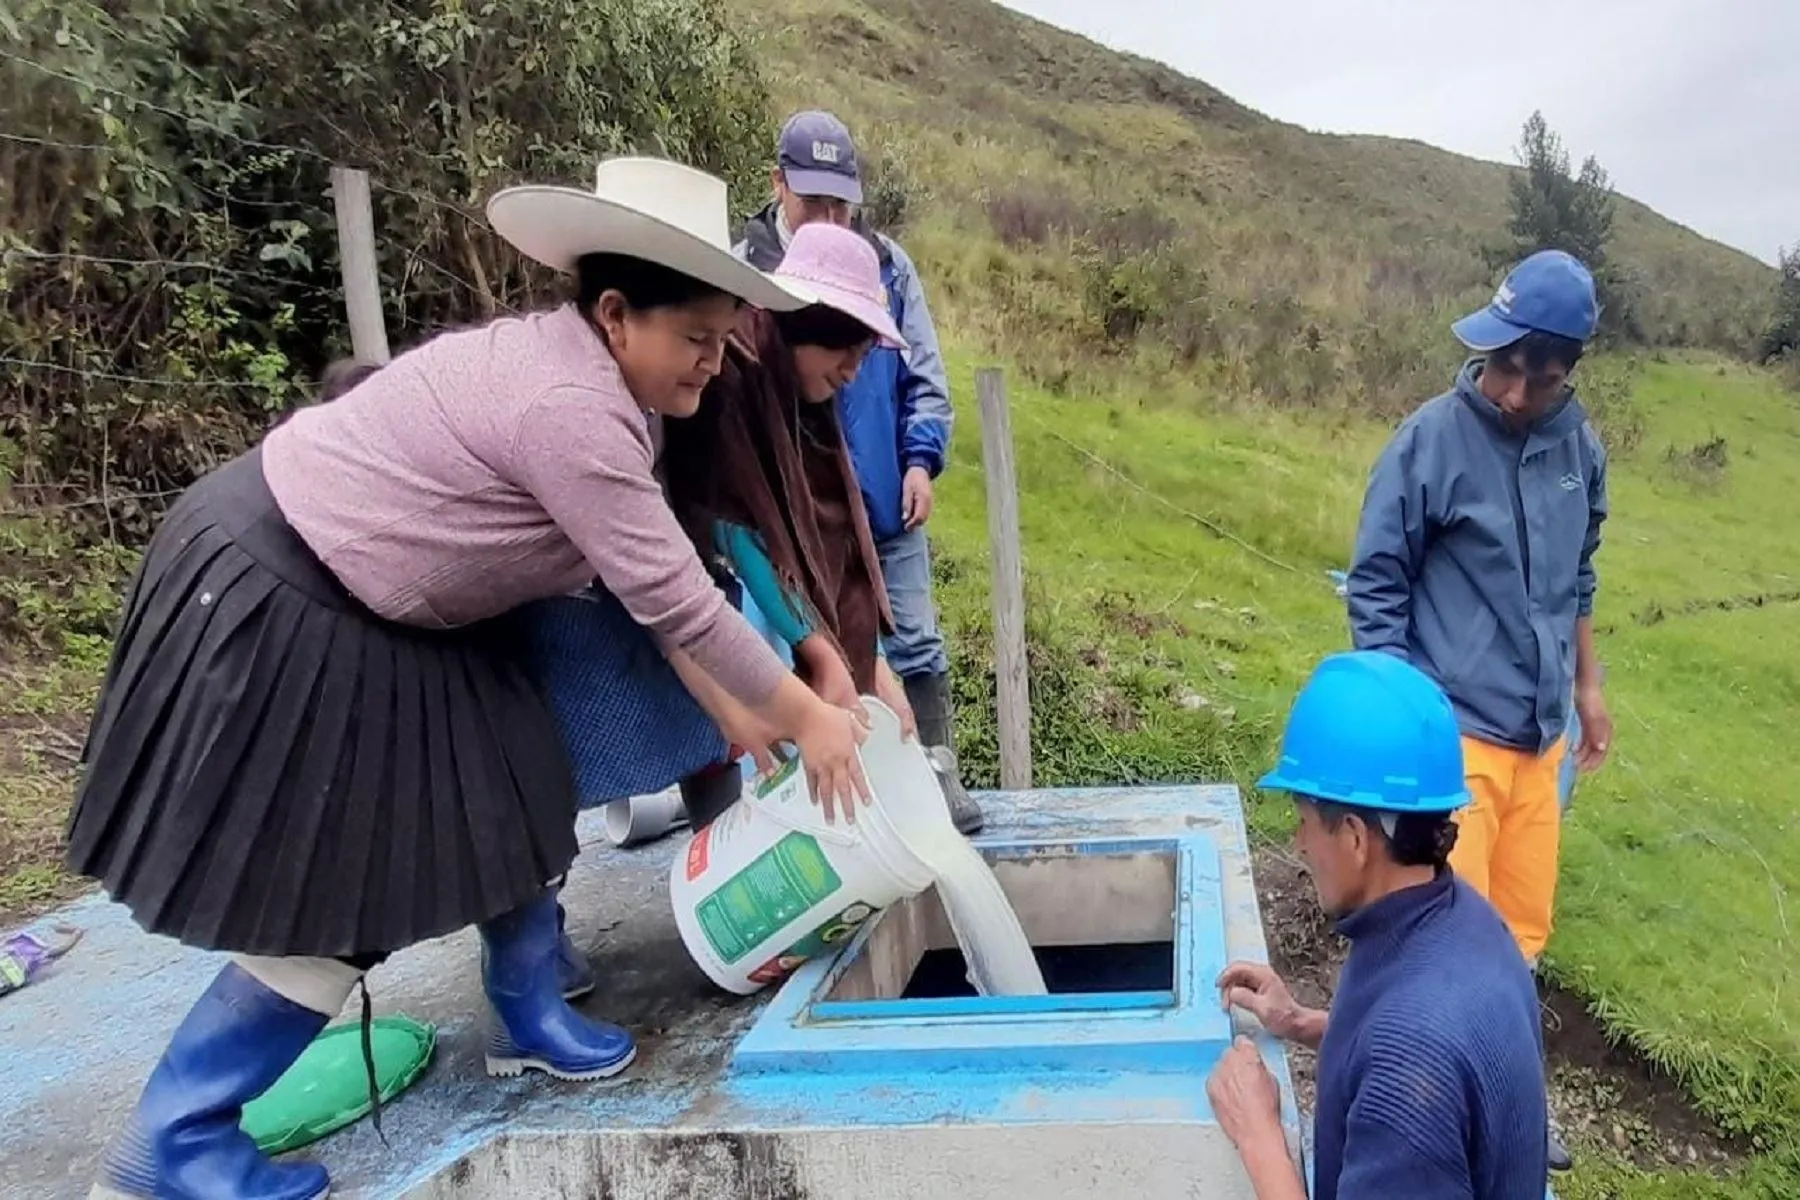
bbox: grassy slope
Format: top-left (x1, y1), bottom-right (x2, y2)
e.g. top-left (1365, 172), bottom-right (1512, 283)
top-left (729, 0), bottom-right (1800, 1187)
top-left (1550, 363), bottom-right (1800, 1153)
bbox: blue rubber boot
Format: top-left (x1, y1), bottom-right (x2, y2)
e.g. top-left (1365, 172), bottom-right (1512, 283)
top-left (480, 891), bottom-right (636, 1081)
top-left (90, 964), bottom-right (331, 1200)
top-left (486, 893), bottom-right (594, 1000)
top-left (554, 895), bottom-right (596, 1002)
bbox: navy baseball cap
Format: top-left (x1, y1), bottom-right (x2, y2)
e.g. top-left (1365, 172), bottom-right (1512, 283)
top-left (777, 110), bottom-right (862, 205)
top-left (1452, 250), bottom-right (1599, 351)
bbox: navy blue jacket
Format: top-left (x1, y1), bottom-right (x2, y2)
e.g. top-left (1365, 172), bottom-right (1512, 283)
top-left (1314, 871), bottom-right (1548, 1199)
top-left (1347, 361), bottom-right (1608, 752)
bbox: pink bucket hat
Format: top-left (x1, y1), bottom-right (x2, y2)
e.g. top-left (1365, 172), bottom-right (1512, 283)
top-left (772, 223), bottom-right (905, 350)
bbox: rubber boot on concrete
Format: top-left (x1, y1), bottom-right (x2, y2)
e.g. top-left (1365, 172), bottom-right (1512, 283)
top-left (89, 964), bottom-right (332, 1200)
top-left (489, 882), bottom-right (593, 1002)
top-left (679, 761), bottom-right (743, 831)
top-left (554, 890), bottom-right (596, 1002)
top-left (904, 672), bottom-right (984, 835)
top-left (480, 890), bottom-right (636, 1081)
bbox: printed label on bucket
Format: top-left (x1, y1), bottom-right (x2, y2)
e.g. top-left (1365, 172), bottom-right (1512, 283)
top-left (745, 901), bottom-right (875, 985)
top-left (694, 831), bottom-right (844, 965)
top-left (685, 825), bottom-right (712, 882)
top-left (753, 754), bottom-right (801, 801)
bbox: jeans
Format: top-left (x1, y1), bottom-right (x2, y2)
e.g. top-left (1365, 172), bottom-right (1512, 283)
top-left (877, 526), bottom-right (949, 679)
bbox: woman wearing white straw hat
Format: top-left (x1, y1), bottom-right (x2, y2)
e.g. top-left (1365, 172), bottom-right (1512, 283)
top-left (70, 157), bottom-right (874, 1200)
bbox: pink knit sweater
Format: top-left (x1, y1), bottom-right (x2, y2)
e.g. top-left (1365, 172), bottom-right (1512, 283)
top-left (261, 303), bottom-right (785, 704)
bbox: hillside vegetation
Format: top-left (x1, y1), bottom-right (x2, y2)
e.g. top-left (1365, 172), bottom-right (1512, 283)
top-left (734, 0), bottom-right (1775, 415)
top-left (3, 0), bottom-right (1797, 1195)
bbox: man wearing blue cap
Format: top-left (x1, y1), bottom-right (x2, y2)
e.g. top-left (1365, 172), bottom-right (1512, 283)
top-left (1207, 651), bottom-right (1548, 1199)
top-left (1345, 249), bottom-right (1615, 1171)
top-left (735, 111), bottom-right (982, 834)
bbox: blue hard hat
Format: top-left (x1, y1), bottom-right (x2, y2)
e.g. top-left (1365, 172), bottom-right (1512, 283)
top-left (1258, 651), bottom-right (1469, 814)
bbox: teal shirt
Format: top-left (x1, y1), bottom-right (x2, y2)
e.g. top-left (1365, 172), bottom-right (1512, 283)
top-left (713, 520), bottom-right (884, 661)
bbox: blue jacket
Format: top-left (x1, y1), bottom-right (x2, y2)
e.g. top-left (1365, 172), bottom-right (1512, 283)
top-left (1314, 871), bottom-right (1548, 1199)
top-left (1347, 361), bottom-right (1608, 753)
top-left (736, 206), bottom-right (953, 542)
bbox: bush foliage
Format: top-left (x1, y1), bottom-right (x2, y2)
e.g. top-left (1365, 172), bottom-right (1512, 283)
top-left (1, 0), bottom-right (773, 507)
top-left (1764, 245), bottom-right (1800, 364)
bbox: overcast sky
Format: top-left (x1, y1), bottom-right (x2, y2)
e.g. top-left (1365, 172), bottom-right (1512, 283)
top-left (998, 0), bottom-right (1797, 266)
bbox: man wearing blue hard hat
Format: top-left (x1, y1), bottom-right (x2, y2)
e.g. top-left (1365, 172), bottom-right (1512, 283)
top-left (1345, 249), bottom-right (1614, 1170)
top-left (1207, 651), bottom-right (1548, 1199)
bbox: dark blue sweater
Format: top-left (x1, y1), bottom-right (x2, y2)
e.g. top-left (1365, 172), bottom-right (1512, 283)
top-left (1313, 870), bottom-right (1547, 1200)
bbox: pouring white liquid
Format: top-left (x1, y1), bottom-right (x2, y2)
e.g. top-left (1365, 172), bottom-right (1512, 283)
top-left (670, 697), bottom-right (1046, 996)
top-left (906, 760), bottom-right (1047, 997)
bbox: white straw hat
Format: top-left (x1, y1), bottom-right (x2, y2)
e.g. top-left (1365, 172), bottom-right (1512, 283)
top-left (486, 157), bottom-right (815, 312)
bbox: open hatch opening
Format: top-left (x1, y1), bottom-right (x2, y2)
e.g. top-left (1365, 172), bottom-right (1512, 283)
top-left (820, 847), bottom-right (1179, 1005)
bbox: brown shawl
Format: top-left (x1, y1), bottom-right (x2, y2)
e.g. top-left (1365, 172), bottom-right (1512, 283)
top-left (661, 308), bottom-right (893, 692)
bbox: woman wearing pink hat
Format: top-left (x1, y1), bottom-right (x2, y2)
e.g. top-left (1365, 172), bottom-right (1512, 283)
top-left (659, 222), bottom-right (921, 828)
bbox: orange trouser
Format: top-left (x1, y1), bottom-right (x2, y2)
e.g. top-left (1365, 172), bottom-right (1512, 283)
top-left (1449, 735), bottom-right (1567, 965)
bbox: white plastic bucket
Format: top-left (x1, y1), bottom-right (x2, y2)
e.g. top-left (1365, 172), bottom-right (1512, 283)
top-left (669, 699), bottom-right (946, 994)
top-left (602, 789), bottom-right (689, 848)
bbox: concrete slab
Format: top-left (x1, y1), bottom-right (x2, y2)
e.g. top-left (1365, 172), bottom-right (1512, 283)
top-left (0, 786), bottom-right (1303, 1199)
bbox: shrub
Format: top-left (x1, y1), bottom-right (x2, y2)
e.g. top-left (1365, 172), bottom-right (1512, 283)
top-left (1576, 356), bottom-right (1648, 458)
top-left (1763, 245), bottom-right (1800, 364)
top-left (984, 185), bottom-right (1088, 249)
top-left (859, 138), bottom-right (925, 234)
top-left (1663, 433), bottom-right (1731, 489)
top-left (2, 0), bottom-right (772, 509)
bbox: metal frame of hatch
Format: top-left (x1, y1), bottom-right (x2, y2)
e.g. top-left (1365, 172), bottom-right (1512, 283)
top-left (726, 834), bottom-right (1233, 1078)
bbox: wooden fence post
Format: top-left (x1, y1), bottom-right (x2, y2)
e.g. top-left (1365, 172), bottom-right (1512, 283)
top-left (976, 367), bottom-right (1033, 790)
top-left (330, 166), bottom-right (391, 365)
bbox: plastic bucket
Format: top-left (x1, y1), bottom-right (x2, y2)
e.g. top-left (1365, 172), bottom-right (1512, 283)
top-left (669, 699), bottom-right (947, 994)
top-left (603, 789), bottom-right (689, 848)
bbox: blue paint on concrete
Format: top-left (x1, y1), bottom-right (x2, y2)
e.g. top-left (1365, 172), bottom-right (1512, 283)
top-left (812, 989), bottom-right (1175, 1021)
top-left (0, 786), bottom-right (1300, 1197)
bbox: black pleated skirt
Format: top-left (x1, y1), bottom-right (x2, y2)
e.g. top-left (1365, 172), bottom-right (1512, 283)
top-left (63, 448), bottom-right (579, 958)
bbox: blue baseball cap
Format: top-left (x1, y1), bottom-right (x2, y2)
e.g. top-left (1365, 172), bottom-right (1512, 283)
top-left (777, 110), bottom-right (862, 205)
top-left (1452, 250), bottom-right (1599, 352)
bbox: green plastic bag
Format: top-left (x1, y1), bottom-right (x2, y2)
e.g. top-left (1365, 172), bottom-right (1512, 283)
top-left (241, 1015), bottom-right (436, 1154)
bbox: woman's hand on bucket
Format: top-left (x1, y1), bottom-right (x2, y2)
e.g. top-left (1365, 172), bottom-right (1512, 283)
top-left (796, 699), bottom-right (872, 823)
top-left (761, 675), bottom-right (871, 821)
